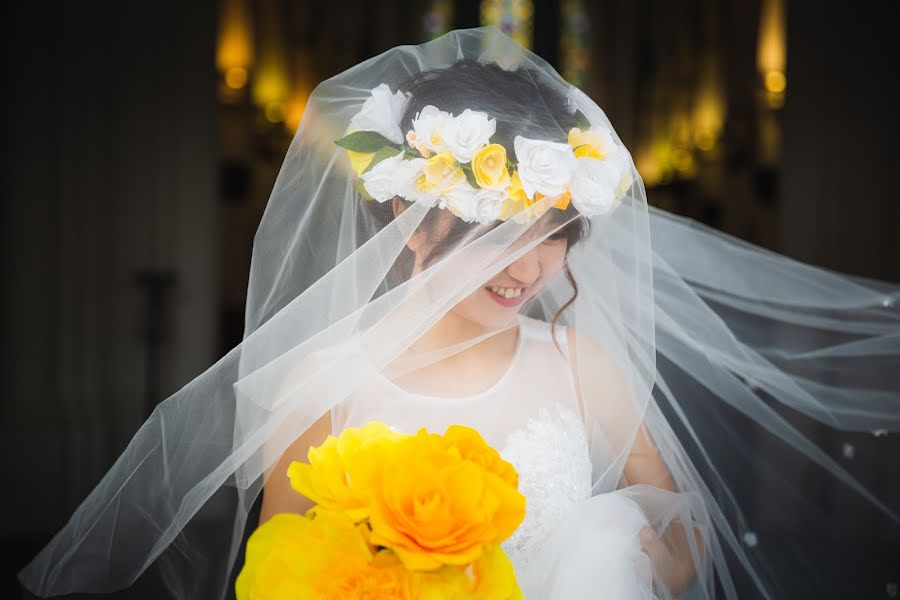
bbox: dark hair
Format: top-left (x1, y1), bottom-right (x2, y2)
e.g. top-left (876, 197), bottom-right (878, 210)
top-left (364, 59), bottom-right (590, 349)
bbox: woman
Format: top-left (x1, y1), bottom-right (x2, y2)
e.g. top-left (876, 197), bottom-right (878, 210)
top-left (19, 27), bottom-right (899, 599)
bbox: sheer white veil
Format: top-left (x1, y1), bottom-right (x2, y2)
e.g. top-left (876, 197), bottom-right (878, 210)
top-left (18, 26), bottom-right (899, 599)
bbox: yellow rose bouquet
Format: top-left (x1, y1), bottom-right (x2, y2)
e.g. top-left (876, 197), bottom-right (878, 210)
top-left (236, 422), bottom-right (526, 599)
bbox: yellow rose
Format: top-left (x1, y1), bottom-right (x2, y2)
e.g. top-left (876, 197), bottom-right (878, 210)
top-left (236, 509), bottom-right (413, 599)
top-left (416, 151), bottom-right (466, 194)
top-left (471, 144), bottom-right (511, 190)
top-left (505, 170), bottom-right (531, 203)
top-left (288, 421), bottom-right (406, 522)
top-left (501, 172), bottom-right (571, 221)
top-left (442, 425), bottom-right (518, 487)
top-left (368, 427), bottom-right (526, 571)
top-left (568, 126), bottom-right (611, 159)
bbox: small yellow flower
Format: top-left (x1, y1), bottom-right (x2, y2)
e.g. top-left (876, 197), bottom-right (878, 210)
top-left (506, 170), bottom-right (531, 202)
top-left (416, 152), bottom-right (466, 194)
top-left (406, 130), bottom-right (433, 158)
top-left (568, 126), bottom-right (611, 159)
top-left (500, 172), bottom-right (570, 220)
top-left (471, 144), bottom-right (511, 190)
top-left (288, 421), bottom-right (405, 522)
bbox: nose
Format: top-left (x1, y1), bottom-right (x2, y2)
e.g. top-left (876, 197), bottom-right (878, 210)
top-left (505, 245), bottom-right (542, 285)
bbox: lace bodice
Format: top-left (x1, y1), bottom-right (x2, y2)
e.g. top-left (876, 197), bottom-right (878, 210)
top-left (330, 314), bottom-right (595, 570)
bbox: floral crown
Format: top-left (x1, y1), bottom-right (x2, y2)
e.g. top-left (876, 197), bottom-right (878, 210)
top-left (335, 83), bottom-right (634, 225)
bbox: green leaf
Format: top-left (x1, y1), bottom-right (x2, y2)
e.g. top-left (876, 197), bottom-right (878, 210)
top-left (335, 131), bottom-right (399, 153)
top-left (462, 165), bottom-right (479, 188)
top-left (362, 146), bottom-right (402, 174)
top-left (574, 110), bottom-right (592, 130)
top-left (402, 144), bottom-right (424, 159)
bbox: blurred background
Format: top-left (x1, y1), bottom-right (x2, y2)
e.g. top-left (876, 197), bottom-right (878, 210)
top-left (3, 0), bottom-right (898, 597)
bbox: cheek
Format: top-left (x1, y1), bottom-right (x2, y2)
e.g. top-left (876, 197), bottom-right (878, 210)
top-left (540, 244), bottom-right (568, 277)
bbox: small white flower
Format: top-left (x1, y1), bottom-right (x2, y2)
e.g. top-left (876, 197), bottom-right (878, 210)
top-left (412, 105), bottom-right (453, 154)
top-left (440, 182), bottom-right (478, 222)
top-left (443, 109), bottom-right (496, 163)
top-left (347, 83), bottom-right (410, 144)
top-left (439, 183), bottom-right (504, 224)
top-left (473, 187), bottom-right (506, 224)
top-left (360, 154), bottom-right (427, 203)
top-left (569, 152), bottom-right (631, 216)
top-left (514, 136), bottom-right (578, 199)
top-left (394, 157), bottom-right (430, 204)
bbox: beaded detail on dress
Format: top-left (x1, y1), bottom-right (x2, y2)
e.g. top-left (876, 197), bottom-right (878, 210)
top-left (499, 402), bottom-right (593, 572)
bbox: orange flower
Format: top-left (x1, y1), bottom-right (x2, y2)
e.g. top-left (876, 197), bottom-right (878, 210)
top-left (368, 427), bottom-right (526, 571)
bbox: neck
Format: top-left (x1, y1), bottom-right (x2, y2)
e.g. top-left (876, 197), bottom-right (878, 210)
top-left (413, 309), bottom-right (519, 354)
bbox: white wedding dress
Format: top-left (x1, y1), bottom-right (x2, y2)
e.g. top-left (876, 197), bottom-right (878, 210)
top-left (331, 314), bottom-right (659, 599)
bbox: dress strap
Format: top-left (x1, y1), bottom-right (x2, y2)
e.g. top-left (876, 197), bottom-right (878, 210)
top-left (517, 315), bottom-right (571, 361)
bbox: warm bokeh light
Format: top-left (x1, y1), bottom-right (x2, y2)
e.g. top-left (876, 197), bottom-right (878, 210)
top-left (757, 0), bottom-right (786, 109)
top-left (225, 66), bottom-right (249, 90)
top-left (693, 54), bottom-right (726, 152)
top-left (216, 0), bottom-right (254, 77)
top-left (757, 0), bottom-right (785, 74)
top-left (285, 94), bottom-right (308, 133)
top-left (251, 0), bottom-right (289, 120)
top-left (764, 70), bottom-right (786, 94)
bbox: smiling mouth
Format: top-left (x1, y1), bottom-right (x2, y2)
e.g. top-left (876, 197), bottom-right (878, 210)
top-left (485, 284), bottom-right (528, 306)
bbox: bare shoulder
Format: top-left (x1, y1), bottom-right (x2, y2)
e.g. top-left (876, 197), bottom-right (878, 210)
top-left (564, 325), bottom-right (633, 399)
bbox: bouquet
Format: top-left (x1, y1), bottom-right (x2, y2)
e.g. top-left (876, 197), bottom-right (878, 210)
top-left (236, 422), bottom-right (526, 599)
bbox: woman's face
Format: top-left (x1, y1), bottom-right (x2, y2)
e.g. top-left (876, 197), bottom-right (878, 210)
top-left (452, 230), bottom-right (568, 329)
top-left (396, 198), bottom-right (573, 330)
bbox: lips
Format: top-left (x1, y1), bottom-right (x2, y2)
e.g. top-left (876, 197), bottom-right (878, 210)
top-left (485, 285), bottom-right (528, 307)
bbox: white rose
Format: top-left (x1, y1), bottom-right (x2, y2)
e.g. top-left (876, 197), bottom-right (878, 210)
top-left (360, 154), bottom-right (428, 203)
top-left (412, 105), bottom-right (453, 154)
top-left (472, 187), bottom-right (505, 224)
top-left (393, 157), bottom-right (431, 204)
top-left (439, 183), bottom-right (505, 224)
top-left (347, 83), bottom-right (410, 144)
top-left (443, 109), bottom-right (496, 163)
top-left (359, 154), bottom-right (400, 202)
top-left (513, 136), bottom-right (578, 199)
top-left (569, 153), bottom-right (631, 215)
top-left (440, 182), bottom-right (479, 222)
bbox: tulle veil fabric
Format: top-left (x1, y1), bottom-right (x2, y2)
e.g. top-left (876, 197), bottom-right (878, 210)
top-left (18, 27), bottom-right (900, 599)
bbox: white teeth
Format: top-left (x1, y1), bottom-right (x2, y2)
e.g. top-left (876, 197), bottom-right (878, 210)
top-left (487, 286), bottom-right (522, 299)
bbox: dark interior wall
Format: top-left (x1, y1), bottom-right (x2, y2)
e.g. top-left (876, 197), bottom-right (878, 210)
top-left (2, 2), bottom-right (218, 595)
top-left (779, 0), bottom-right (900, 282)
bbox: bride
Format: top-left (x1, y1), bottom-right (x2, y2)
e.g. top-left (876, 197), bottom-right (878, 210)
top-left (18, 27), bottom-right (899, 600)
